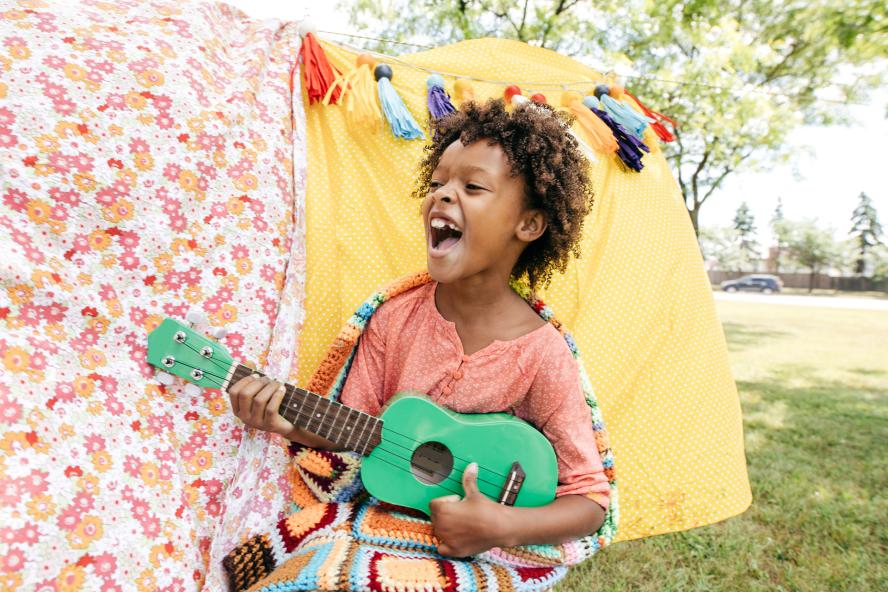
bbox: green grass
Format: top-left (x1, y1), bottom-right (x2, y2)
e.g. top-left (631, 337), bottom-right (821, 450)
top-left (558, 302), bottom-right (888, 592)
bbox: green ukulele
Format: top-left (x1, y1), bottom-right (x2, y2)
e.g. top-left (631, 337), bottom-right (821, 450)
top-left (147, 316), bottom-right (558, 514)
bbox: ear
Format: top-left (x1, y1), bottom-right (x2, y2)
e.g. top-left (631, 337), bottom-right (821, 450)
top-left (515, 209), bottom-right (547, 243)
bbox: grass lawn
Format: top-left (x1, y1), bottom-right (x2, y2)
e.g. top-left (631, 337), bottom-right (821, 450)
top-left (558, 302), bottom-right (888, 592)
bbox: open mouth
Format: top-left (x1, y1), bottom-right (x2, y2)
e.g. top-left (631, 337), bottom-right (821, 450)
top-left (429, 217), bottom-right (463, 253)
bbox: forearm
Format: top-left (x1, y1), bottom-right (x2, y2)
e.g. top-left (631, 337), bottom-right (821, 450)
top-left (495, 494), bottom-right (605, 547)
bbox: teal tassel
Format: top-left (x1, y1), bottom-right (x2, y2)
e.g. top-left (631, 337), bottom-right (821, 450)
top-left (600, 94), bottom-right (654, 139)
top-left (375, 63), bottom-right (424, 140)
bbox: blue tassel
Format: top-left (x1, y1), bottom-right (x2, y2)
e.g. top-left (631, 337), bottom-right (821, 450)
top-left (584, 96), bottom-right (649, 172)
top-left (375, 63), bottom-right (424, 140)
top-left (599, 94), bottom-right (654, 139)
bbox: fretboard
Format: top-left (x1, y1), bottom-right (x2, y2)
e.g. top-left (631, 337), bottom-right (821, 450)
top-left (226, 364), bottom-right (383, 456)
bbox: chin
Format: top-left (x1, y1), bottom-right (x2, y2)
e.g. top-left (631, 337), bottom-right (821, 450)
top-left (426, 258), bottom-right (460, 284)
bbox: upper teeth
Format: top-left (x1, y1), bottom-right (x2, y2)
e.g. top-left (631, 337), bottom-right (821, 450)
top-left (431, 218), bottom-right (459, 230)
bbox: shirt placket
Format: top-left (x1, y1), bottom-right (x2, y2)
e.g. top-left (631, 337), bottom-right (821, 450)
top-left (440, 354), bottom-right (470, 399)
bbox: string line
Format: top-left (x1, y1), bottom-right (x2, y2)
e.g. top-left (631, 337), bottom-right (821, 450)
top-left (317, 31), bottom-right (864, 106)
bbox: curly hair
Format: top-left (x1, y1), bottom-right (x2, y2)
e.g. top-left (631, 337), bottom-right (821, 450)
top-left (413, 98), bottom-right (594, 289)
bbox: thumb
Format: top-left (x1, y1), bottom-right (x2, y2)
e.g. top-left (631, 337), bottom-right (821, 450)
top-left (461, 462), bottom-right (480, 497)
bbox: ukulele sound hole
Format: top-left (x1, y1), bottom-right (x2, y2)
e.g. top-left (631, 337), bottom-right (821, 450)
top-left (410, 441), bottom-right (453, 485)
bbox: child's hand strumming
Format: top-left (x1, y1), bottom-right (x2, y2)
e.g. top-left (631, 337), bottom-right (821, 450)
top-left (429, 462), bottom-right (511, 557)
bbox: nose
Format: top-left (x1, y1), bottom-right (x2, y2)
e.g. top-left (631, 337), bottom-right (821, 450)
top-left (431, 185), bottom-right (455, 204)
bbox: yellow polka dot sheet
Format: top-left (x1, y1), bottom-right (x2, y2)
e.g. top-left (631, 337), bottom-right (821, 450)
top-left (299, 38), bottom-right (751, 543)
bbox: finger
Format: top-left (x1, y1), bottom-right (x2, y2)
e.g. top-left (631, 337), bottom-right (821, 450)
top-left (229, 374), bottom-right (258, 414)
top-left (266, 384), bottom-right (287, 428)
top-left (238, 374), bottom-right (265, 420)
top-left (461, 462), bottom-right (480, 497)
top-left (437, 543), bottom-right (453, 557)
top-left (251, 380), bottom-right (278, 425)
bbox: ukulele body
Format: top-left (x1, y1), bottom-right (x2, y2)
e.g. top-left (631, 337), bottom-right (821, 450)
top-left (362, 391), bottom-right (558, 514)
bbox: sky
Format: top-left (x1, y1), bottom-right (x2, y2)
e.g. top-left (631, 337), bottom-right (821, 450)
top-left (226, 0), bottom-right (888, 247)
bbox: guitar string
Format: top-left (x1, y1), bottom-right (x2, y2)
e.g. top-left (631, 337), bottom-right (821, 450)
top-left (161, 343), bottom-right (514, 482)
top-left (168, 339), bottom-right (512, 480)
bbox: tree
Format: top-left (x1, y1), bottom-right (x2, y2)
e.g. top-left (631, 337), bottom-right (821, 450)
top-left (770, 197), bottom-right (788, 272)
top-left (784, 219), bottom-right (840, 292)
top-left (732, 202), bottom-right (758, 266)
top-left (849, 192), bottom-right (883, 275)
top-left (698, 225), bottom-right (746, 271)
top-left (344, 1), bottom-right (887, 233)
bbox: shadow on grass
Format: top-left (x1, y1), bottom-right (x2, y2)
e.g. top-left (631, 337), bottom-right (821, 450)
top-left (558, 370), bottom-right (888, 592)
top-left (850, 367), bottom-right (887, 378)
top-left (721, 322), bottom-right (788, 351)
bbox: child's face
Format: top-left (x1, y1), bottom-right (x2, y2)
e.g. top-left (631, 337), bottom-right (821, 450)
top-left (421, 139), bottom-right (543, 284)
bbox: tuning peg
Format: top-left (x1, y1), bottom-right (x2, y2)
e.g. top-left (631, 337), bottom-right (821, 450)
top-left (184, 383), bottom-right (203, 397)
top-left (186, 310), bottom-right (208, 328)
top-left (212, 327), bottom-right (228, 340)
top-left (155, 371), bottom-right (176, 385)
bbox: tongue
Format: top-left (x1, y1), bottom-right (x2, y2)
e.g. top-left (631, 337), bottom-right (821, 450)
top-left (438, 237), bottom-right (460, 250)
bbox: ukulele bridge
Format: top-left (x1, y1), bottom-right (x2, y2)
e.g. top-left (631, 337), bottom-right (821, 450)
top-left (497, 462), bottom-right (526, 506)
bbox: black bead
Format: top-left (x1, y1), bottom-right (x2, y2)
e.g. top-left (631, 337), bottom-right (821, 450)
top-left (594, 84), bottom-right (610, 99)
top-left (374, 63), bottom-right (393, 81)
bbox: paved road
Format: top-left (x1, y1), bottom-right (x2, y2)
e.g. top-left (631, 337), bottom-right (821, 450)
top-left (712, 291), bottom-right (888, 311)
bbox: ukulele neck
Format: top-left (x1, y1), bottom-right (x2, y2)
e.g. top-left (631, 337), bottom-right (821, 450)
top-left (226, 364), bottom-right (383, 456)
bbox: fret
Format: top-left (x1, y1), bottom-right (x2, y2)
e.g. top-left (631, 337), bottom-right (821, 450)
top-left (353, 412), bottom-right (370, 456)
top-left (316, 399), bottom-right (332, 440)
top-left (359, 417), bottom-right (378, 456)
top-left (294, 388), bottom-right (310, 430)
top-left (329, 405), bottom-right (343, 444)
top-left (281, 385), bottom-right (293, 421)
top-left (306, 396), bottom-right (320, 434)
top-left (341, 407), bottom-right (356, 451)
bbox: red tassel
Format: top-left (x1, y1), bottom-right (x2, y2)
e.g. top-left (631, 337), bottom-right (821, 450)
top-left (623, 90), bottom-right (676, 143)
top-left (298, 32), bottom-right (341, 105)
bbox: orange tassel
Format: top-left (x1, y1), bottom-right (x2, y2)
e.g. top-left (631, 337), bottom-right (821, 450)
top-left (623, 90), bottom-right (676, 143)
top-left (298, 30), bottom-right (341, 105)
top-left (324, 54), bottom-right (381, 128)
top-left (561, 91), bottom-right (618, 153)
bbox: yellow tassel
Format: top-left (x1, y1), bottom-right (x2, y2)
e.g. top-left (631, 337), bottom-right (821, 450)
top-left (560, 91), bottom-right (618, 153)
top-left (323, 54), bottom-right (381, 129)
top-left (453, 78), bottom-right (476, 105)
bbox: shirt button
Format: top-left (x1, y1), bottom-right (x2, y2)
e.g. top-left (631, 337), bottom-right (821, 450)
top-left (452, 370), bottom-right (463, 380)
top-left (442, 386), bottom-right (452, 396)
top-left (461, 355), bottom-right (470, 363)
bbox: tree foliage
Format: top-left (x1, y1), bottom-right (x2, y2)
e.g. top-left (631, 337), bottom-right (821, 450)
top-left (344, 0), bottom-right (887, 232)
top-left (783, 219), bottom-right (841, 291)
top-left (849, 191), bottom-right (883, 274)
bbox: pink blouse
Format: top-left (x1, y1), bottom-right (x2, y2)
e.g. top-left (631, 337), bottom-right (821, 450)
top-left (339, 282), bottom-right (610, 510)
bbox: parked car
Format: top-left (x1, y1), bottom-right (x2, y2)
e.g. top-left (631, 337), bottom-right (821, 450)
top-left (720, 274), bottom-right (783, 294)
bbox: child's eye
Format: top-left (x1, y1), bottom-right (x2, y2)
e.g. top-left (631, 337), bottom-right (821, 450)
top-left (429, 181), bottom-right (443, 189)
top-left (466, 184), bottom-right (484, 191)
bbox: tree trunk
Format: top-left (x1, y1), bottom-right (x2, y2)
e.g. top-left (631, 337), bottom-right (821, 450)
top-left (808, 269), bottom-right (815, 292)
top-left (688, 206), bottom-right (700, 236)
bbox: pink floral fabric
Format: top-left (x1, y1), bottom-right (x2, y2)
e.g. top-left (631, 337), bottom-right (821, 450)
top-left (0, 1), bottom-right (307, 590)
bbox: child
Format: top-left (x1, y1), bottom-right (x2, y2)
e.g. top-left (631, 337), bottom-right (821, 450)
top-left (228, 98), bottom-right (610, 559)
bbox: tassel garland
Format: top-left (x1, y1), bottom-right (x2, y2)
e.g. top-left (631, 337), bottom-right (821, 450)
top-left (375, 63), bottom-right (425, 140)
top-left (297, 23), bottom-right (341, 105)
top-left (323, 54), bottom-right (381, 128)
top-left (426, 74), bottom-right (456, 137)
top-left (584, 96), bottom-right (649, 172)
top-left (452, 78), bottom-right (475, 105)
top-left (623, 89), bottom-right (676, 143)
top-left (599, 94), bottom-right (654, 139)
top-left (561, 91), bottom-right (618, 153)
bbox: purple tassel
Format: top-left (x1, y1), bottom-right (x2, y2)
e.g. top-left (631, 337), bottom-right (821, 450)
top-left (591, 107), bottom-right (649, 172)
top-left (427, 74), bottom-right (456, 138)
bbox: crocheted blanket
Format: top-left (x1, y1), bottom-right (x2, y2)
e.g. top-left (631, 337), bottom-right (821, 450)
top-left (223, 272), bottom-right (618, 592)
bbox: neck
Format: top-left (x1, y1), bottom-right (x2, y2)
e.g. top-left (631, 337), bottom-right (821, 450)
top-left (435, 273), bottom-right (518, 324)
top-left (225, 364), bottom-right (382, 455)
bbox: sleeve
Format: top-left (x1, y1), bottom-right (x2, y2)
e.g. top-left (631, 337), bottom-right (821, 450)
top-left (522, 340), bottom-right (610, 511)
top-left (338, 310), bottom-right (388, 416)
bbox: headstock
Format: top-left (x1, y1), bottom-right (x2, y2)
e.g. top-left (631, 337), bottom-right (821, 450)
top-left (146, 313), bottom-right (235, 394)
